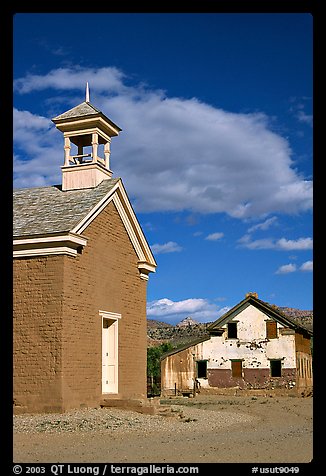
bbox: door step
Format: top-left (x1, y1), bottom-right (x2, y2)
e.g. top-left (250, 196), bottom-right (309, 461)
top-left (100, 398), bottom-right (182, 417)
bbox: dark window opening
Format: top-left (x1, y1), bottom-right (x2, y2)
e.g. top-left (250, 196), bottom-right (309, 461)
top-left (231, 360), bottom-right (242, 378)
top-left (270, 360), bottom-right (282, 377)
top-left (266, 320), bottom-right (278, 339)
top-left (197, 360), bottom-right (207, 379)
top-left (227, 322), bottom-right (238, 339)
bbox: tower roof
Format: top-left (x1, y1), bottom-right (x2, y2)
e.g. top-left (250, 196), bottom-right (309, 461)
top-left (52, 101), bottom-right (101, 121)
top-left (52, 101), bottom-right (122, 135)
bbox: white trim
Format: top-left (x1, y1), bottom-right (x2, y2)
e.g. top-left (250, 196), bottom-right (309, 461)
top-left (71, 179), bottom-right (157, 274)
top-left (137, 261), bottom-right (157, 273)
top-left (101, 310), bottom-right (121, 394)
top-left (13, 233), bottom-right (88, 258)
top-left (13, 246), bottom-right (77, 258)
top-left (71, 181), bottom-right (120, 234)
top-left (13, 233), bottom-right (87, 247)
top-left (113, 193), bottom-right (146, 261)
top-left (99, 310), bottom-right (122, 320)
top-left (117, 183), bottom-right (155, 263)
top-left (59, 117), bottom-right (120, 138)
top-left (63, 127), bottom-right (112, 142)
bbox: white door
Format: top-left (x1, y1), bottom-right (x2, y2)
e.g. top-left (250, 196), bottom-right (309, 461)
top-left (102, 318), bottom-right (118, 393)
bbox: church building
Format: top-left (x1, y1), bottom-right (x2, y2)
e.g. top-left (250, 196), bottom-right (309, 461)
top-left (13, 87), bottom-right (157, 414)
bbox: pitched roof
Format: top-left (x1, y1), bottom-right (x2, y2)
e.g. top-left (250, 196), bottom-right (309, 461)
top-left (52, 101), bottom-right (122, 132)
top-left (13, 178), bottom-right (157, 273)
top-left (52, 101), bottom-right (101, 121)
top-left (13, 178), bottom-right (120, 237)
top-left (207, 294), bottom-right (313, 336)
top-left (160, 335), bottom-right (211, 360)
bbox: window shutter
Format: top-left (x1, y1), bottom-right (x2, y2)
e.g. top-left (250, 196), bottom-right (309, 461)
top-left (266, 320), bottom-right (278, 339)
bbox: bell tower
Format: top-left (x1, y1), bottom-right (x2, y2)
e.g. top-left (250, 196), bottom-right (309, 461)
top-left (52, 84), bottom-right (122, 191)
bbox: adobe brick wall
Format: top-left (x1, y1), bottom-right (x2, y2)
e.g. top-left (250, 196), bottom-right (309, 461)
top-left (61, 200), bottom-right (148, 411)
top-left (13, 256), bottom-right (64, 414)
top-left (13, 200), bottom-right (148, 414)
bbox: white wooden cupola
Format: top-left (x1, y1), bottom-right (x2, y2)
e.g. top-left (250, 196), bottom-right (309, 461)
top-left (52, 83), bottom-right (122, 191)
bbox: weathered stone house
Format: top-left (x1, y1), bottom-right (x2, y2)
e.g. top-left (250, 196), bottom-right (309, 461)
top-left (161, 293), bottom-right (313, 396)
top-left (13, 94), bottom-right (157, 414)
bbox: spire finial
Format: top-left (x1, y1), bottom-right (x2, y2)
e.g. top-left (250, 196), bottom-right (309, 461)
top-left (85, 82), bottom-right (90, 102)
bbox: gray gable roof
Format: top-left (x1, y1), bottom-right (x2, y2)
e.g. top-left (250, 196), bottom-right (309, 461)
top-left (13, 178), bottom-right (120, 237)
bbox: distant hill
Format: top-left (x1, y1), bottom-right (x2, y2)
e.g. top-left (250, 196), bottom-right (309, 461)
top-left (147, 307), bottom-right (313, 348)
top-left (147, 319), bottom-right (210, 348)
top-left (277, 307), bottom-right (313, 332)
top-left (176, 316), bottom-right (200, 327)
top-left (147, 319), bottom-right (173, 329)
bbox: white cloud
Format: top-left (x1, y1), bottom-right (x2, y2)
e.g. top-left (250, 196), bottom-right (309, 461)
top-left (296, 110), bottom-right (313, 126)
top-left (300, 260), bottom-right (313, 272)
top-left (147, 297), bottom-right (229, 323)
top-left (276, 260), bottom-right (313, 275)
top-left (276, 263), bottom-right (297, 274)
top-left (238, 235), bottom-right (313, 251)
top-left (13, 108), bottom-right (63, 187)
top-left (276, 238), bottom-right (313, 251)
top-left (14, 66), bottom-right (128, 96)
top-left (13, 66), bottom-right (312, 218)
top-left (147, 298), bottom-right (207, 316)
top-left (205, 232), bottom-right (224, 241)
top-left (150, 241), bottom-right (182, 255)
top-left (247, 216), bottom-right (278, 233)
top-left (288, 97), bottom-right (313, 127)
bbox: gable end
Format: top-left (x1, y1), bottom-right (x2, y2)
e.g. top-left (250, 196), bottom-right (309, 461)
top-left (208, 295), bottom-right (312, 336)
top-left (14, 180), bottom-right (157, 281)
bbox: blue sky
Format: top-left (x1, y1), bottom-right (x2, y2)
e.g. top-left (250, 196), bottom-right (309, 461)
top-left (13, 13), bottom-right (313, 324)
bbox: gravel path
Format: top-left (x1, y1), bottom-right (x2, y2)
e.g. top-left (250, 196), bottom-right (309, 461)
top-left (14, 395), bottom-right (313, 463)
top-left (14, 404), bottom-right (253, 434)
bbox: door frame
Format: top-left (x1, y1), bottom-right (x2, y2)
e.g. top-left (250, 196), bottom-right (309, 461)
top-left (100, 310), bottom-right (121, 394)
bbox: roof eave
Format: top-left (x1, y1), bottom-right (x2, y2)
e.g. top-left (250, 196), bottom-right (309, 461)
top-left (160, 335), bottom-right (211, 360)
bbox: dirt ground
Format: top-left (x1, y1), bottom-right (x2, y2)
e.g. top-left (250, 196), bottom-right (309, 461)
top-left (13, 394), bottom-right (313, 464)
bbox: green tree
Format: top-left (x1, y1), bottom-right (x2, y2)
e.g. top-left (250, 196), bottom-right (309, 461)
top-left (147, 342), bottom-right (173, 395)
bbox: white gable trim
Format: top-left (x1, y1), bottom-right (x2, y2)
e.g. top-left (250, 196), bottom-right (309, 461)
top-left (71, 179), bottom-right (157, 275)
top-left (71, 180), bottom-right (121, 234)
